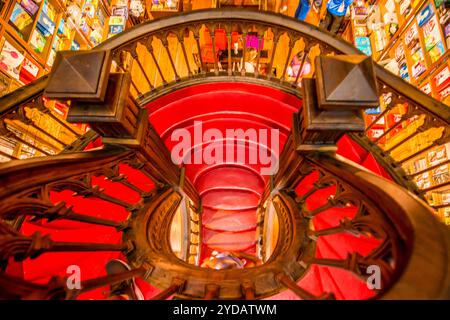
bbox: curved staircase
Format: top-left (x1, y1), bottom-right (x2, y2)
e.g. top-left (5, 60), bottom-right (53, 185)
top-left (0, 9), bottom-right (449, 300)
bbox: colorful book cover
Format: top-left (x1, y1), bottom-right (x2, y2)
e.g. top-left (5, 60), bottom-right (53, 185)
top-left (435, 0), bottom-right (445, 8)
top-left (412, 62), bottom-right (426, 77)
top-left (21, 0), bottom-right (39, 15)
top-left (415, 171), bottom-right (431, 189)
top-left (413, 157), bottom-right (427, 172)
top-left (399, 63), bottom-right (410, 82)
top-left (109, 24), bottom-right (125, 35)
top-left (365, 106), bottom-right (381, 115)
top-left (9, 2), bottom-right (34, 34)
top-left (365, 114), bottom-right (385, 128)
top-left (47, 49), bottom-right (56, 66)
top-left (354, 26), bottom-right (367, 37)
top-left (355, 36), bottom-right (372, 56)
top-left (422, 15), bottom-right (444, 59)
top-left (428, 144), bottom-right (449, 166)
top-left (399, 0), bottom-right (412, 16)
top-left (82, 0), bottom-right (96, 19)
top-left (96, 6), bottom-right (106, 27)
top-left (405, 24), bottom-right (419, 46)
top-left (37, 11), bottom-right (56, 37)
top-left (111, 5), bottom-right (129, 19)
top-left (109, 15), bottom-right (126, 26)
top-left (67, 4), bottom-right (82, 25)
top-left (433, 66), bottom-right (450, 90)
top-left (353, 6), bottom-right (367, 17)
top-left (19, 57), bottom-right (39, 83)
top-left (417, 3), bottom-right (434, 27)
top-left (428, 41), bottom-right (445, 62)
top-left (30, 29), bottom-right (47, 53)
top-left (445, 23), bottom-right (450, 38)
top-left (90, 28), bottom-right (103, 46)
top-left (396, 42), bottom-right (406, 60)
top-left (367, 128), bottom-right (384, 140)
top-left (420, 82), bottom-right (433, 95)
top-left (41, 0), bottom-right (57, 20)
top-left (79, 16), bottom-right (91, 36)
top-left (442, 191), bottom-right (450, 204)
top-left (0, 40), bottom-right (25, 79)
top-left (439, 85), bottom-right (450, 100)
top-left (71, 40), bottom-right (80, 51)
top-left (432, 165), bottom-right (450, 185)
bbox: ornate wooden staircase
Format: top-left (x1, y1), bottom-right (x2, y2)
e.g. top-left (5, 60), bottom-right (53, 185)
top-left (0, 9), bottom-right (448, 300)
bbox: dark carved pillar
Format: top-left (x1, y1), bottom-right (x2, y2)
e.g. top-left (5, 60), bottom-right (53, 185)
top-left (261, 55), bottom-right (379, 203)
top-left (296, 54), bottom-right (379, 151)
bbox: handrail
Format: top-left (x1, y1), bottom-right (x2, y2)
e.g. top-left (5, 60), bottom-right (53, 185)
top-left (306, 152), bottom-right (450, 299)
top-left (0, 76), bottom-right (50, 117)
top-left (0, 144), bottom-right (132, 200)
top-left (348, 132), bottom-right (421, 197)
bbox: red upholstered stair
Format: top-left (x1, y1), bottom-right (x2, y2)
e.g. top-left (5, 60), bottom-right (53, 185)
top-left (7, 83), bottom-right (396, 299)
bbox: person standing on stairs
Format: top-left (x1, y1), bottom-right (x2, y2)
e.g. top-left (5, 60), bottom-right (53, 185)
top-left (294, 0), bottom-right (312, 21)
top-left (319, 0), bottom-right (353, 34)
top-left (294, 0), bottom-right (324, 22)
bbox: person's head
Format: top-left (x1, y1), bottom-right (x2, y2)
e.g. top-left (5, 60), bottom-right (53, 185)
top-left (247, 48), bottom-right (258, 62)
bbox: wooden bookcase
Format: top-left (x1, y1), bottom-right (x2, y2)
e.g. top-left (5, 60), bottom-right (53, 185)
top-left (0, 0), bottom-right (111, 97)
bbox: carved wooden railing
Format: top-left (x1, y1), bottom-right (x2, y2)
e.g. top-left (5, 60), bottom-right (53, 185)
top-left (1, 77), bottom-right (448, 299)
top-left (0, 10), bottom-right (449, 299)
top-left (0, 76), bottom-right (88, 161)
top-left (3, 146), bottom-right (447, 299)
top-left (255, 54), bottom-right (449, 299)
top-left (0, 143), bottom-right (200, 299)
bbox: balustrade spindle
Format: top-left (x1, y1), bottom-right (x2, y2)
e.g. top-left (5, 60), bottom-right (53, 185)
top-left (130, 45), bottom-right (154, 91)
top-left (276, 273), bottom-right (330, 300)
top-left (241, 282), bottom-right (255, 299)
top-left (178, 33), bottom-right (193, 77)
top-left (0, 222), bottom-right (130, 265)
top-left (280, 36), bottom-right (296, 81)
top-left (267, 29), bottom-right (280, 80)
top-left (146, 39), bottom-right (168, 85)
top-left (151, 278), bottom-right (185, 300)
top-left (204, 284), bottom-right (220, 300)
top-left (161, 36), bottom-right (181, 81)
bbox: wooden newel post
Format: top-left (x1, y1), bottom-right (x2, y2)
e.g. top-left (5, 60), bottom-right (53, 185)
top-left (262, 54), bottom-right (380, 198)
top-left (296, 54), bottom-right (379, 152)
top-left (44, 50), bottom-right (200, 209)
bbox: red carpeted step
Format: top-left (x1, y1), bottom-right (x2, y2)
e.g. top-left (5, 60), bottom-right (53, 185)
top-left (195, 167), bottom-right (265, 195)
top-left (337, 135), bottom-right (369, 164)
top-left (14, 82), bottom-right (398, 300)
top-left (18, 165), bottom-right (158, 299)
top-left (361, 153), bottom-right (392, 180)
top-left (202, 229), bottom-right (257, 252)
top-left (202, 207), bottom-right (257, 232)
